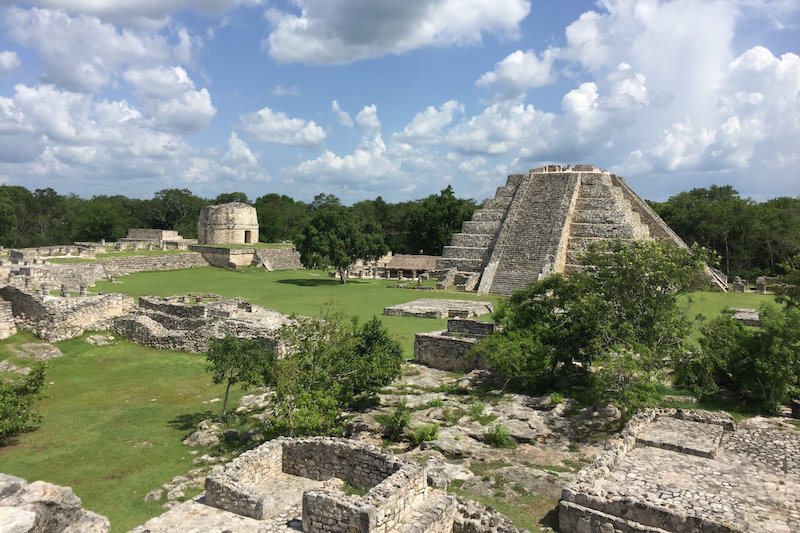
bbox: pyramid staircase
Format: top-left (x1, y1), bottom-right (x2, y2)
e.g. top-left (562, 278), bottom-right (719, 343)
top-left (436, 165), bottom-right (720, 295)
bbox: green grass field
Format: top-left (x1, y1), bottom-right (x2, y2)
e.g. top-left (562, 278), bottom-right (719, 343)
top-left (0, 332), bottom-right (236, 531)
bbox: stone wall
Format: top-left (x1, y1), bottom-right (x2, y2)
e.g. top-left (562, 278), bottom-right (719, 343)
top-left (253, 247), bottom-right (303, 270)
top-left (414, 319), bottom-right (493, 372)
top-left (0, 286), bottom-right (134, 341)
top-left (123, 229), bottom-right (181, 242)
top-left (205, 437), bottom-right (432, 533)
top-left (112, 295), bottom-right (290, 353)
top-left (0, 300), bottom-right (17, 339)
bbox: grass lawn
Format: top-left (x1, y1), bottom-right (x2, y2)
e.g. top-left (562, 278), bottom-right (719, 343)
top-left (93, 267), bottom-right (500, 358)
top-left (683, 290), bottom-right (777, 321)
top-left (0, 332), bottom-right (236, 531)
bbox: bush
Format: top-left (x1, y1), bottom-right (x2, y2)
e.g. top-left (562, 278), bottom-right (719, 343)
top-left (0, 364), bottom-right (46, 444)
top-left (549, 392), bottom-right (565, 405)
top-left (483, 423), bottom-right (516, 448)
top-left (376, 403), bottom-right (411, 442)
top-left (409, 423), bottom-right (439, 446)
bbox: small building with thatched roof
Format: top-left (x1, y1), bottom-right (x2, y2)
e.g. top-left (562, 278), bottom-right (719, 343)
top-left (384, 254), bottom-right (439, 279)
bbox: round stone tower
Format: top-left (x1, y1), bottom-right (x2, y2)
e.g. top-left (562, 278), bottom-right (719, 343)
top-left (197, 202), bottom-right (259, 245)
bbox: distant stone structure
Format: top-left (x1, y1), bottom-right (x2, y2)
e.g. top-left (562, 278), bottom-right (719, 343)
top-left (112, 295), bottom-right (291, 353)
top-left (559, 408), bottom-right (799, 533)
top-left (383, 299), bottom-right (493, 319)
top-left (438, 164), bottom-right (697, 295)
top-left (119, 229), bottom-right (192, 249)
top-left (197, 202), bottom-right (259, 245)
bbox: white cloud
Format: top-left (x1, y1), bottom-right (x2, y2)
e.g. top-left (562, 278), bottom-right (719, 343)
top-left (241, 106), bottom-right (326, 146)
top-left (476, 49), bottom-right (557, 96)
top-left (272, 85), bottom-right (300, 96)
top-left (11, 1), bottom-right (263, 26)
top-left (0, 51), bottom-right (21, 76)
top-left (222, 131), bottom-right (258, 166)
top-left (5, 8), bottom-right (175, 92)
top-left (264, 0), bottom-right (531, 65)
top-left (355, 105), bottom-right (381, 136)
top-left (123, 66), bottom-right (216, 132)
top-left (394, 100), bottom-right (463, 143)
top-left (331, 100), bottom-right (353, 127)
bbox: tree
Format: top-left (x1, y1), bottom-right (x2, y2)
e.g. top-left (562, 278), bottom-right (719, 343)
top-left (254, 193), bottom-right (308, 243)
top-left (214, 192), bottom-right (250, 204)
top-left (206, 336), bottom-right (267, 418)
top-left (295, 195), bottom-right (388, 283)
top-left (0, 365), bottom-right (46, 444)
top-left (471, 240), bottom-right (707, 413)
top-left (678, 304), bottom-right (800, 412)
top-left (405, 186), bottom-right (476, 255)
top-left (260, 308), bottom-right (403, 437)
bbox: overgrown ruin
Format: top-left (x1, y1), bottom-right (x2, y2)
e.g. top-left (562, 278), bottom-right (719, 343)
top-left (438, 165), bottom-right (695, 295)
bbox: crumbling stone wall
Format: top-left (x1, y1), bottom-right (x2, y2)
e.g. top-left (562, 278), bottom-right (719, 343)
top-left (0, 286), bottom-right (134, 341)
top-left (0, 300), bottom-right (17, 339)
top-left (197, 202), bottom-right (259, 245)
top-left (253, 247), bottom-right (303, 270)
top-left (414, 318), bottom-right (493, 372)
top-left (112, 295), bottom-right (289, 353)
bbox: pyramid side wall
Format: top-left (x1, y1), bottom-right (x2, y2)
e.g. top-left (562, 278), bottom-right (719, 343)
top-left (610, 175), bottom-right (688, 248)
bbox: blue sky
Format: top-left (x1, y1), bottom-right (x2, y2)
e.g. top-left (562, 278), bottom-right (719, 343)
top-left (0, 0), bottom-right (799, 204)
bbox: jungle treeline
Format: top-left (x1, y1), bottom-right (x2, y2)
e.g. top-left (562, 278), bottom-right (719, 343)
top-left (1, 183), bottom-right (798, 277)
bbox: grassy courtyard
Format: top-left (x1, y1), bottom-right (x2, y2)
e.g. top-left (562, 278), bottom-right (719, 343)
top-left (0, 266), bottom-right (779, 530)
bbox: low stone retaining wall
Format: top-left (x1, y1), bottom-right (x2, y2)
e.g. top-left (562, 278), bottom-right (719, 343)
top-left (0, 286), bottom-right (134, 341)
top-left (0, 300), bottom-right (17, 339)
top-left (254, 247), bottom-right (303, 270)
top-left (206, 437), bottom-right (430, 532)
top-left (190, 245), bottom-right (303, 270)
top-left (414, 318), bottom-right (493, 372)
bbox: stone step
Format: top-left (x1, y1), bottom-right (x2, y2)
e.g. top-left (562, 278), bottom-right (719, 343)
top-left (576, 198), bottom-right (620, 211)
top-left (578, 183), bottom-right (621, 198)
top-left (569, 223), bottom-right (645, 239)
top-left (462, 220), bottom-right (501, 235)
top-left (577, 173), bottom-right (613, 186)
top-left (392, 493), bottom-right (456, 533)
top-left (442, 246), bottom-right (489, 261)
top-left (572, 209), bottom-right (632, 224)
top-left (435, 258), bottom-right (484, 272)
top-left (450, 233), bottom-right (493, 248)
top-left (472, 209), bottom-right (505, 221)
top-left (567, 237), bottom-right (635, 252)
top-left (486, 271), bottom-right (536, 295)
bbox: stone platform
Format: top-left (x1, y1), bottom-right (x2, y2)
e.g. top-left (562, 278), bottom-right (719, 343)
top-left (383, 299), bottom-right (493, 319)
top-left (560, 409), bottom-right (800, 533)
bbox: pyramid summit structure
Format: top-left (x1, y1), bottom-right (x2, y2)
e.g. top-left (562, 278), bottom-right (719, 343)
top-left (437, 164), bottom-right (696, 296)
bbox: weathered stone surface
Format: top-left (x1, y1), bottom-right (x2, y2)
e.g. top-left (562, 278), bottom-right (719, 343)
top-left (197, 202), bottom-right (258, 245)
top-left (0, 475), bottom-right (109, 533)
top-left (384, 299), bottom-right (493, 319)
top-left (560, 409), bottom-right (799, 533)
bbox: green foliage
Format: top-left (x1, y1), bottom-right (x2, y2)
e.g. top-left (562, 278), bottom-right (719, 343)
top-left (0, 364), bottom-right (46, 444)
top-left (376, 402), bottom-right (411, 442)
top-left (679, 304), bottom-right (800, 412)
top-left (472, 240), bottom-right (707, 401)
top-left (404, 186), bottom-right (477, 255)
top-left (549, 392), bottom-right (564, 405)
top-left (408, 423), bottom-right (439, 446)
top-left (205, 336), bottom-right (267, 418)
top-left (590, 349), bottom-right (662, 423)
top-left (295, 195), bottom-right (388, 283)
top-left (483, 423), bottom-right (515, 448)
top-left (261, 306), bottom-right (404, 437)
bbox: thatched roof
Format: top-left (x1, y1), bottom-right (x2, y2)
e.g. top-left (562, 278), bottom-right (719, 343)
top-left (384, 254), bottom-right (439, 271)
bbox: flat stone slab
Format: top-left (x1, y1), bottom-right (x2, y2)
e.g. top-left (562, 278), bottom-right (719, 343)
top-left (130, 498), bottom-right (279, 532)
top-left (635, 417), bottom-right (723, 458)
top-left (562, 413), bottom-right (800, 533)
top-left (383, 299), bottom-right (493, 319)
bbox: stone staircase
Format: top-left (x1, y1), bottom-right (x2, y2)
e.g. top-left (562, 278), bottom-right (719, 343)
top-left (437, 174), bottom-right (525, 288)
top-left (563, 173), bottom-right (651, 272)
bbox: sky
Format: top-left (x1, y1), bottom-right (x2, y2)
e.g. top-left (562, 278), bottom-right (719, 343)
top-left (0, 0), bottom-right (798, 205)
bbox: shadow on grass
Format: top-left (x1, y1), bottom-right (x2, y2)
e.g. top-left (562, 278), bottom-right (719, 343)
top-left (275, 277), bottom-right (371, 287)
top-left (540, 507), bottom-right (560, 530)
top-left (168, 410), bottom-right (216, 436)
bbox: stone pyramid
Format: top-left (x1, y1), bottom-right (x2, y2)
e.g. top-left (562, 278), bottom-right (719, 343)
top-left (437, 164), bottom-right (691, 295)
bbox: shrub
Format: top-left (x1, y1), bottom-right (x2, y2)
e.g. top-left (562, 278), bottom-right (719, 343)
top-left (409, 423), bottom-right (439, 446)
top-left (549, 392), bottom-right (564, 405)
top-left (483, 423), bottom-right (515, 448)
top-left (376, 402), bottom-right (411, 442)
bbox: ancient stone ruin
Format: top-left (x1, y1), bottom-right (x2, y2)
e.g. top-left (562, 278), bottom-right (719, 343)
top-left (414, 318), bottom-right (494, 372)
top-left (438, 164), bottom-right (690, 295)
top-left (112, 295), bottom-right (291, 353)
top-left (197, 202), bottom-right (259, 245)
top-left (133, 436), bottom-right (513, 533)
top-left (382, 299), bottom-right (493, 319)
top-left (560, 408), bottom-right (799, 533)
